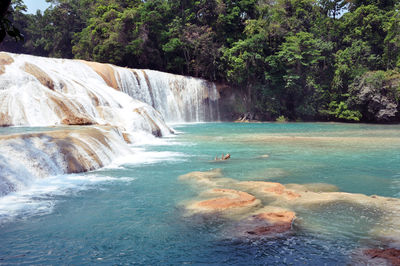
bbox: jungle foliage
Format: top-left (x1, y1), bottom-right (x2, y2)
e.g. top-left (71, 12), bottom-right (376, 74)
top-left (2, 0), bottom-right (400, 122)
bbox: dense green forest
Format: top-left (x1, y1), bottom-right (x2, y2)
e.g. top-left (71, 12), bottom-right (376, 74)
top-left (2, 0), bottom-right (400, 122)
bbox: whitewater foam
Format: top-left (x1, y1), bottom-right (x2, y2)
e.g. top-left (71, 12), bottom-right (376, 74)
top-left (0, 173), bottom-right (137, 224)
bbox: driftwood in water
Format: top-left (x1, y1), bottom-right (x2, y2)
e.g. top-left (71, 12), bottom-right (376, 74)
top-left (215, 153), bottom-right (231, 161)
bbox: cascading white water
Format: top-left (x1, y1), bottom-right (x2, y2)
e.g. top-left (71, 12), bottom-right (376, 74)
top-left (0, 126), bottom-right (131, 196)
top-left (0, 52), bottom-right (173, 136)
top-left (0, 52), bottom-right (220, 127)
top-left (113, 68), bottom-right (220, 122)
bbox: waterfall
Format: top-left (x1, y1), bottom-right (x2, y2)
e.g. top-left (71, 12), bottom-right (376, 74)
top-left (0, 52), bottom-right (220, 127)
top-left (112, 68), bottom-right (220, 122)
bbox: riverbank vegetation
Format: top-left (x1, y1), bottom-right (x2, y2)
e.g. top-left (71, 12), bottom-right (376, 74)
top-left (2, 0), bottom-right (400, 122)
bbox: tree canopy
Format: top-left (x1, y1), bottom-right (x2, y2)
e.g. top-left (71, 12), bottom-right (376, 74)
top-left (2, 0), bottom-right (400, 122)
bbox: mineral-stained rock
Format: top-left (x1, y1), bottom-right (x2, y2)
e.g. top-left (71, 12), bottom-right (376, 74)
top-left (61, 115), bottom-right (94, 125)
top-left (263, 182), bottom-right (301, 200)
top-left (133, 107), bottom-right (162, 137)
top-left (22, 62), bottom-right (55, 90)
top-left (82, 60), bottom-right (120, 90)
top-left (0, 112), bottom-right (12, 127)
top-left (0, 53), bottom-right (14, 66)
top-left (122, 132), bottom-right (132, 144)
top-left (186, 188), bottom-right (261, 216)
top-left (180, 170), bottom-right (400, 244)
top-left (237, 181), bottom-right (301, 200)
top-left (364, 248), bottom-right (400, 266)
top-left (196, 189), bottom-right (258, 210)
top-left (224, 206), bottom-right (296, 238)
top-left (254, 210), bottom-right (296, 225)
top-left (247, 211), bottom-right (296, 236)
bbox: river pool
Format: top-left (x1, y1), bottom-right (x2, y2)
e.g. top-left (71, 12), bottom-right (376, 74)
top-left (1, 122), bottom-right (400, 264)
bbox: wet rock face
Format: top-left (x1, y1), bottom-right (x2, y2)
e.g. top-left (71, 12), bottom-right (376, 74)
top-left (22, 63), bottom-right (55, 91)
top-left (0, 113), bottom-right (12, 127)
top-left (133, 107), bottom-right (162, 137)
top-left (364, 248), bottom-right (400, 266)
top-left (349, 71), bottom-right (400, 122)
top-left (61, 115), bottom-right (94, 126)
top-left (0, 53), bottom-right (13, 75)
top-left (0, 53), bottom-right (14, 66)
top-left (82, 61), bottom-right (120, 90)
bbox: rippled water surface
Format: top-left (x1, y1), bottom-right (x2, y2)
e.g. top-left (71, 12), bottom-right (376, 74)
top-left (1, 122), bottom-right (400, 264)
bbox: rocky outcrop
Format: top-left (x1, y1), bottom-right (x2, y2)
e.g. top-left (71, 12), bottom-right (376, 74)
top-left (349, 71), bottom-right (400, 122)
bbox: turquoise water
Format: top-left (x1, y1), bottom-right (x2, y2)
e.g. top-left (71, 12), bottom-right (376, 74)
top-left (1, 122), bottom-right (400, 264)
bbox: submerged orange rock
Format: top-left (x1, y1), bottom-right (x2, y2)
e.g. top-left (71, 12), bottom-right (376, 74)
top-left (186, 188), bottom-right (261, 216)
top-left (237, 181), bottom-right (301, 200)
top-left (196, 189), bottom-right (258, 210)
top-left (254, 211), bottom-right (296, 225)
top-left (223, 207), bottom-right (296, 238)
top-left (263, 183), bottom-right (301, 200)
top-left (245, 211), bottom-right (296, 236)
top-left (364, 248), bottom-right (400, 266)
